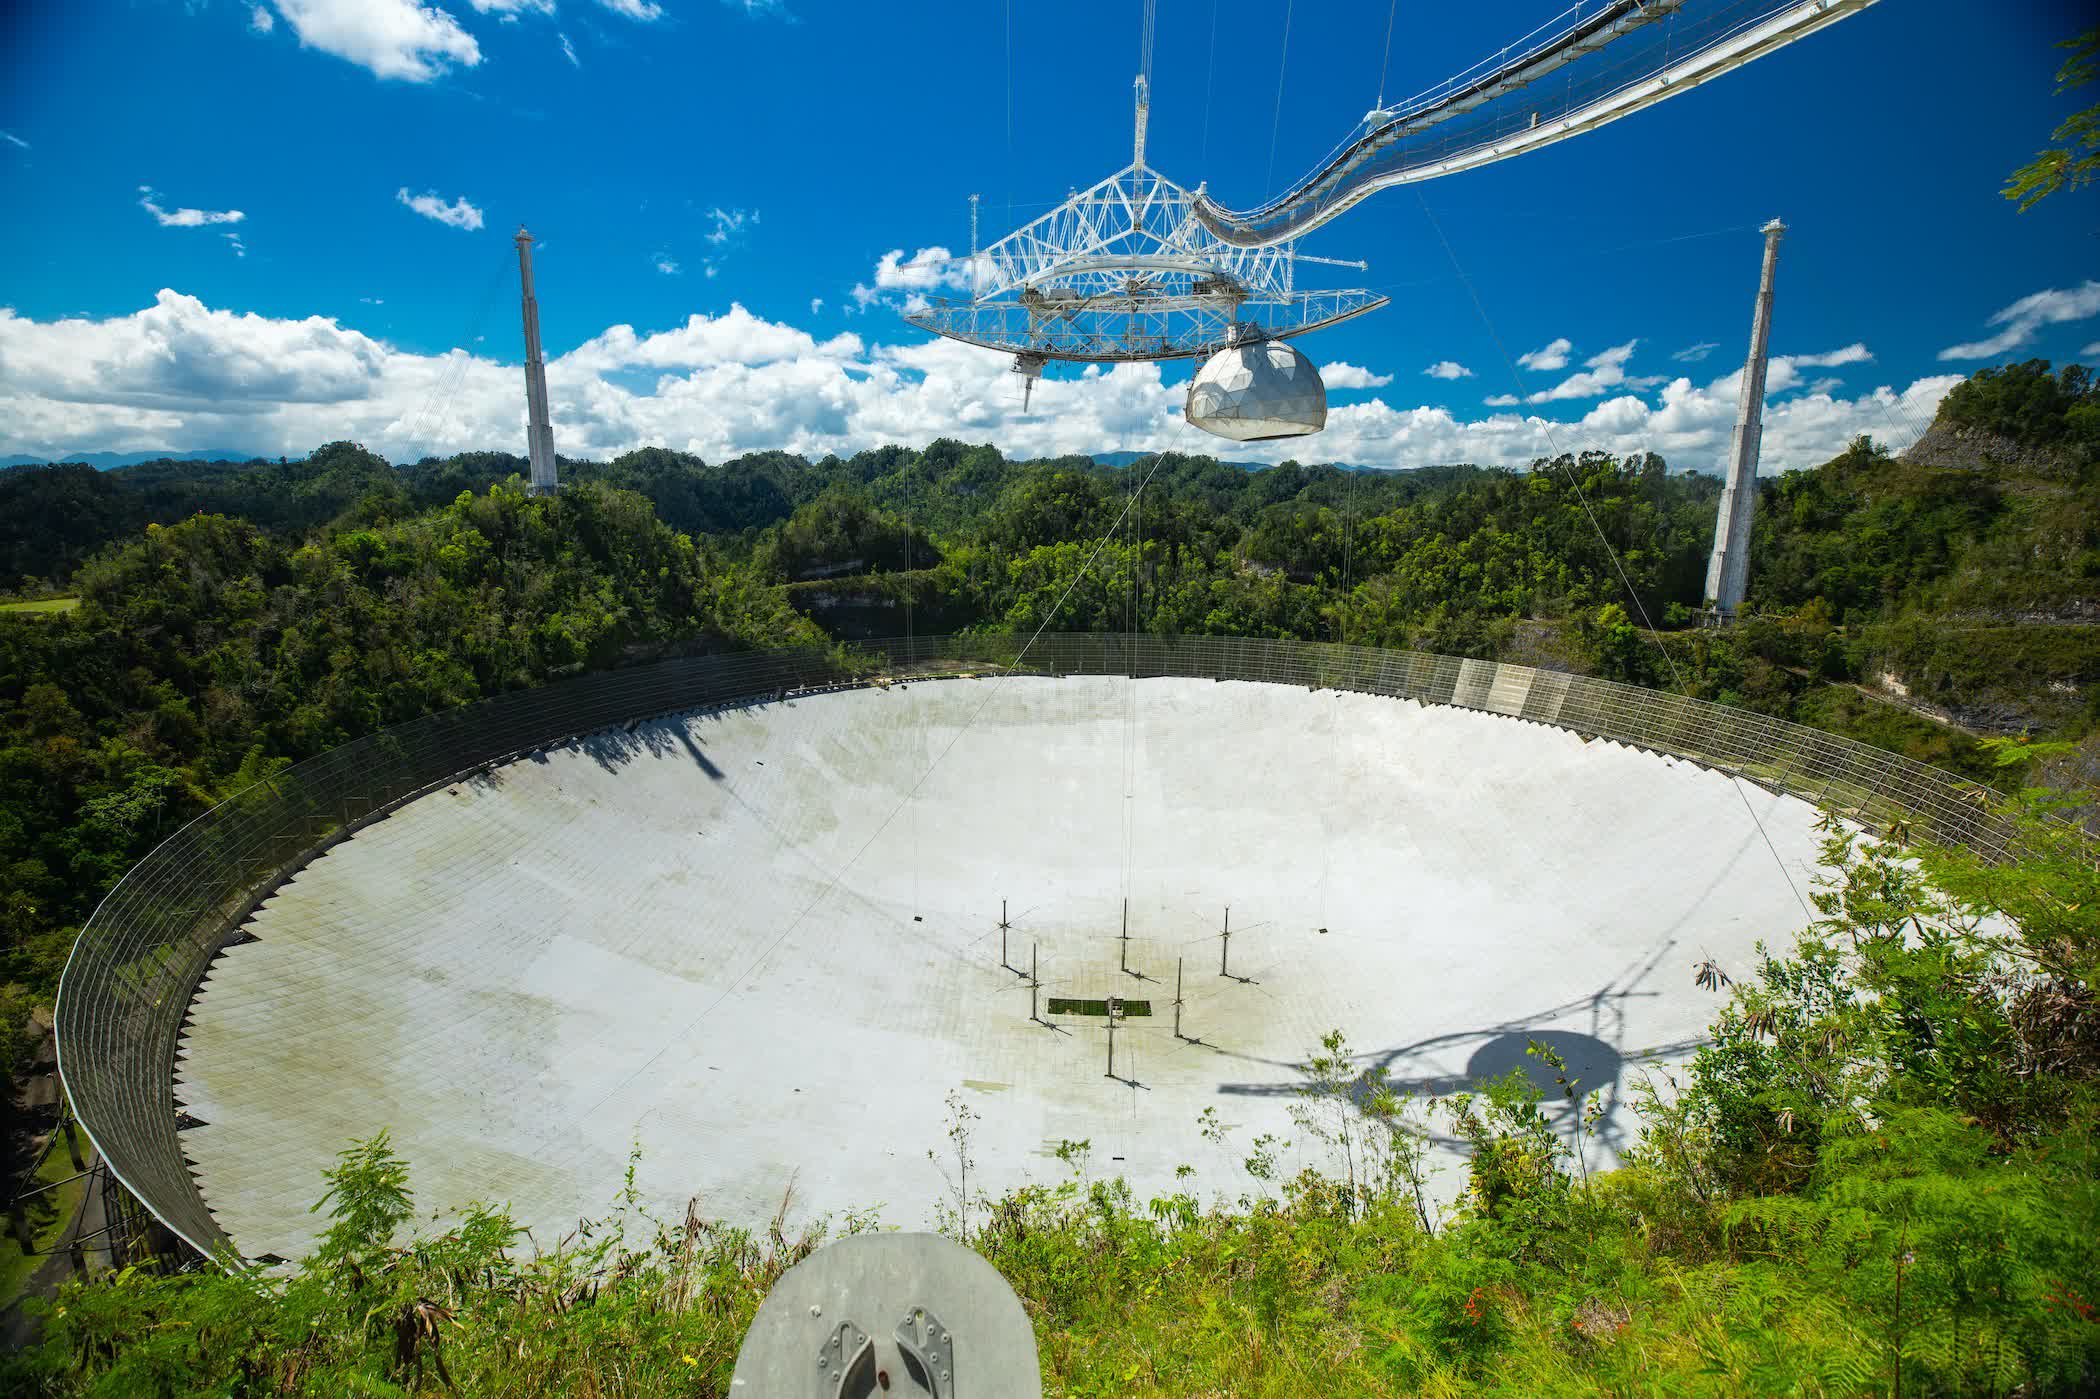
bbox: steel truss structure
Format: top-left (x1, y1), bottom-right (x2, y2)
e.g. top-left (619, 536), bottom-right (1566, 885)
top-left (58, 634), bottom-right (2060, 1266)
top-left (906, 79), bottom-right (1386, 372)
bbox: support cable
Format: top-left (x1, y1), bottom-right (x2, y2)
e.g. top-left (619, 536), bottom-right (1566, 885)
top-left (1264, 0), bottom-right (1296, 200)
top-left (1005, 0), bottom-right (1015, 232)
top-left (1413, 189), bottom-right (1812, 919)
top-left (398, 248), bottom-right (512, 467)
top-left (1199, 0), bottom-right (1219, 173)
top-left (1376, 0), bottom-right (1399, 108)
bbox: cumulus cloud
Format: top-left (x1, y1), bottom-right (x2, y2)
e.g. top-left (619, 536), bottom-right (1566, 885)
top-left (1323, 362), bottom-right (1395, 390)
top-left (810, 297), bottom-right (824, 315)
top-left (248, 4), bottom-right (275, 34)
top-left (851, 246), bottom-right (994, 312)
top-left (1672, 341), bottom-right (1717, 363)
top-left (397, 187), bottom-right (484, 231)
top-left (270, 0), bottom-right (481, 82)
top-left (1524, 339), bottom-right (1659, 403)
top-left (869, 247), bottom-right (961, 291)
top-left (597, 0), bottom-right (664, 20)
top-left (470, 0), bottom-right (555, 16)
top-left (1516, 337), bottom-right (1571, 372)
top-left (137, 187), bottom-right (245, 227)
top-left (1421, 361), bottom-right (1472, 381)
top-left (2083, 341), bottom-right (2100, 358)
top-left (0, 291), bottom-right (1963, 478)
top-left (654, 254), bottom-right (680, 276)
top-left (1939, 280), bottom-right (2100, 361)
top-left (1482, 393), bottom-right (1520, 407)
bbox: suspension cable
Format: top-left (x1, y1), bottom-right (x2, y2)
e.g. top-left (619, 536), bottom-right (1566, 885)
top-left (1376, 0), bottom-right (1399, 108)
top-left (1264, 0), bottom-right (1295, 199)
top-left (1413, 188), bottom-right (1813, 919)
top-left (398, 248), bottom-right (511, 467)
top-left (1200, 0), bottom-right (1219, 171)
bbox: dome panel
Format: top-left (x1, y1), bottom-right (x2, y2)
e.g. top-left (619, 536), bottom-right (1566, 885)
top-left (1185, 340), bottom-right (1327, 442)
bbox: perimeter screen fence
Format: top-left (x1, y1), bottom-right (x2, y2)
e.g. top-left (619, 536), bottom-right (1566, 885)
top-left (57, 633), bottom-right (2036, 1261)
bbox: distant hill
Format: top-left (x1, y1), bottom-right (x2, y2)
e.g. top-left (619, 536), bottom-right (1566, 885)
top-left (0, 449), bottom-right (265, 471)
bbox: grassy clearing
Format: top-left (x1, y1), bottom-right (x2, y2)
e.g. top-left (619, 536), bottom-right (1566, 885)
top-left (0, 1125), bottom-right (88, 1308)
top-left (0, 597), bottom-right (79, 616)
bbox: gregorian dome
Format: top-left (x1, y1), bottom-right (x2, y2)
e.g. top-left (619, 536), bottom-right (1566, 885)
top-left (1184, 339), bottom-right (1327, 442)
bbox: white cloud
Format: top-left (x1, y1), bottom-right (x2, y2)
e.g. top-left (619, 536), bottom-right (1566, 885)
top-left (848, 251), bottom-right (978, 315)
top-left (0, 130), bottom-right (28, 150)
top-left (248, 5), bottom-right (275, 34)
top-left (872, 247), bottom-right (969, 292)
top-left (0, 291), bottom-right (1964, 479)
top-left (1790, 342), bottom-right (1872, 369)
top-left (1420, 361), bottom-right (1472, 381)
top-left (470, 0), bottom-right (554, 16)
top-left (852, 246), bottom-right (997, 313)
top-left (704, 264), bottom-right (719, 279)
top-left (1482, 393), bottom-right (1520, 407)
top-left (1524, 339), bottom-right (1651, 403)
top-left (360, 296), bottom-right (384, 305)
top-left (1672, 341), bottom-right (1717, 363)
top-left (224, 232), bottom-right (247, 259)
top-left (1939, 280), bottom-right (2100, 361)
top-left (706, 207), bottom-right (757, 246)
top-left (2083, 341), bottom-right (2100, 358)
top-left (137, 186), bottom-right (245, 228)
top-left (558, 31), bottom-right (579, 65)
top-left (722, 0), bottom-right (792, 16)
top-left (396, 187), bottom-right (484, 231)
top-left (654, 254), bottom-right (680, 276)
top-left (1516, 337), bottom-right (1571, 372)
top-left (597, 0), bottom-right (664, 20)
top-left (1323, 362), bottom-right (1395, 390)
top-left (270, 0), bottom-right (481, 82)
top-left (810, 297), bottom-right (824, 315)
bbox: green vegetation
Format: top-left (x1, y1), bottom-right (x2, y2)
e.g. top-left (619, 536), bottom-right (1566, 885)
top-left (4, 798), bottom-right (2093, 1394)
top-left (0, 1122), bottom-right (87, 1307)
top-left (0, 482), bottom-right (817, 1078)
top-left (0, 599), bottom-right (78, 617)
top-left (2, 369), bottom-right (2094, 1061)
top-left (2005, 27), bottom-right (2100, 211)
top-left (0, 360), bottom-right (2095, 1388)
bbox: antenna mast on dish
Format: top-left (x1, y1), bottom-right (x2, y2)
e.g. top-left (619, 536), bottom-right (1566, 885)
top-left (515, 226), bottom-right (558, 496)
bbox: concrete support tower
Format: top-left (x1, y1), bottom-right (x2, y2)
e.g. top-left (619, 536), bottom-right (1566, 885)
top-left (515, 226), bottom-right (558, 496)
top-left (1703, 218), bottom-right (1786, 622)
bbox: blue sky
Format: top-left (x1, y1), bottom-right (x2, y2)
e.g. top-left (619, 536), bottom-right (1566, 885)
top-left (1, 0), bottom-right (2095, 472)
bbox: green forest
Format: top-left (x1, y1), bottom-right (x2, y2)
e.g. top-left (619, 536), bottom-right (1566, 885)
top-left (1, 358), bottom-right (2096, 1392)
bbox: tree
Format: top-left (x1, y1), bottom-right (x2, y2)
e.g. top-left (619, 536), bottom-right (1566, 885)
top-left (2005, 28), bottom-right (2100, 210)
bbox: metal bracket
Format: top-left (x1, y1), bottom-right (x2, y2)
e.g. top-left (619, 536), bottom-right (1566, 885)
top-left (816, 1319), bottom-right (874, 1394)
top-left (896, 1306), bottom-right (954, 1395)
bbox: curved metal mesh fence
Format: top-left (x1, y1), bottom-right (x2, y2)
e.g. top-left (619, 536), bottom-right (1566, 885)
top-left (57, 633), bottom-right (2028, 1262)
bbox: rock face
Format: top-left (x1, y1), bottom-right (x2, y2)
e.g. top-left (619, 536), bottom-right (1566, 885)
top-left (1901, 423), bottom-right (2081, 479)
